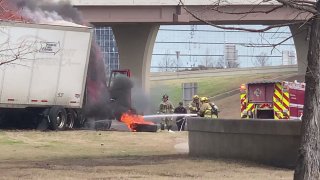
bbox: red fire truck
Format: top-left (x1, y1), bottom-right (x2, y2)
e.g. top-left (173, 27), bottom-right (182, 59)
top-left (240, 80), bottom-right (305, 120)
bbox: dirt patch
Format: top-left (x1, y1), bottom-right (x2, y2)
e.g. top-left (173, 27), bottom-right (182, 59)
top-left (216, 93), bottom-right (241, 119)
top-left (0, 155), bottom-right (293, 180)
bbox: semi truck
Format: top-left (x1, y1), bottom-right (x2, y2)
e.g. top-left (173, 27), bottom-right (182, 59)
top-left (240, 80), bottom-right (305, 120)
top-left (0, 21), bottom-right (129, 130)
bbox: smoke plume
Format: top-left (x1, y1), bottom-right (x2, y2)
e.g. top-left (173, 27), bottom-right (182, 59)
top-left (11, 0), bottom-right (82, 24)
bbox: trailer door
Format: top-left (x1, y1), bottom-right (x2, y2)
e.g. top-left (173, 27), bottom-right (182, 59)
top-left (289, 88), bottom-right (305, 119)
top-left (248, 83), bottom-right (274, 103)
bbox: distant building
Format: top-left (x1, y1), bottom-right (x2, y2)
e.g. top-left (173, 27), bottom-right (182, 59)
top-left (94, 26), bottom-right (119, 75)
top-left (224, 44), bottom-right (238, 68)
top-left (282, 50), bottom-right (296, 65)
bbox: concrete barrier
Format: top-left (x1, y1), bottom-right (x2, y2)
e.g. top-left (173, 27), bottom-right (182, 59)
top-left (188, 118), bottom-right (301, 168)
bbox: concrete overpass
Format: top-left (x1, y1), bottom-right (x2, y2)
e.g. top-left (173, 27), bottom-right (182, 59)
top-left (70, 0), bottom-right (311, 91)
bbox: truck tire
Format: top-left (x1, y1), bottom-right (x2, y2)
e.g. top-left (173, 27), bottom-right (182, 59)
top-left (73, 109), bottom-right (86, 128)
top-left (104, 120), bottom-right (112, 130)
top-left (65, 109), bottom-right (76, 129)
top-left (36, 108), bottom-right (50, 131)
top-left (94, 119), bottom-right (112, 130)
top-left (83, 118), bottom-right (95, 129)
top-left (49, 106), bottom-right (67, 131)
top-left (135, 124), bottom-right (158, 132)
top-left (106, 120), bottom-right (112, 129)
top-left (0, 110), bottom-right (7, 127)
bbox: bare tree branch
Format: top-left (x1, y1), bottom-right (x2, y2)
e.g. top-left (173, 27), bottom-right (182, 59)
top-left (179, 0), bottom-right (307, 32)
top-left (253, 52), bottom-right (270, 67)
top-left (208, 2), bottom-right (285, 15)
top-left (179, 0), bottom-right (315, 52)
top-left (276, 0), bottom-right (317, 14)
top-left (216, 5), bottom-right (285, 15)
top-left (293, 0), bottom-right (317, 6)
top-left (0, 56), bottom-right (19, 65)
top-left (243, 28), bottom-right (298, 48)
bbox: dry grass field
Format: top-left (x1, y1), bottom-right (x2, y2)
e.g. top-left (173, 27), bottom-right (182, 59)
top-left (0, 130), bottom-right (293, 180)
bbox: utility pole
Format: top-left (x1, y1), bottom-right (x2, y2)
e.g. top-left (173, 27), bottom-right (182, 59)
top-left (176, 51), bottom-right (180, 72)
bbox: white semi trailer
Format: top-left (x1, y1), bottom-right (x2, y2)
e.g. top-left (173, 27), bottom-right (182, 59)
top-left (0, 21), bottom-right (93, 130)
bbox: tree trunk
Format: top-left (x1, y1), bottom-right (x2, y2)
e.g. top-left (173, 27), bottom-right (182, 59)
top-left (294, 1), bottom-right (320, 180)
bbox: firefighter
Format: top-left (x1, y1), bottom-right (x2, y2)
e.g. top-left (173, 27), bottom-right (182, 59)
top-left (198, 97), bottom-right (218, 118)
top-left (188, 95), bottom-right (200, 114)
top-left (174, 102), bottom-right (187, 131)
top-left (210, 102), bottom-right (219, 118)
top-left (159, 94), bottom-right (174, 131)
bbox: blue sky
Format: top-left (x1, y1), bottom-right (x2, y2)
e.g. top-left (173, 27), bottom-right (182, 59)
top-left (151, 25), bottom-right (296, 72)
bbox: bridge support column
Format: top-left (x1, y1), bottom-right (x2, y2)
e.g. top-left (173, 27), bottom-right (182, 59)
top-left (290, 24), bottom-right (309, 75)
top-left (112, 24), bottom-right (159, 92)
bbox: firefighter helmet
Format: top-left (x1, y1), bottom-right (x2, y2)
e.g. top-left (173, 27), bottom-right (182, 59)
top-left (162, 94), bottom-right (169, 99)
top-left (200, 97), bottom-right (208, 102)
top-left (192, 95), bottom-right (199, 100)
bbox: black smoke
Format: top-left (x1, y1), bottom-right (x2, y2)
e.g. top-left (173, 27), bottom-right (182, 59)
top-left (12, 0), bottom-right (83, 24)
top-left (84, 75), bottom-right (134, 120)
top-left (109, 76), bottom-right (134, 119)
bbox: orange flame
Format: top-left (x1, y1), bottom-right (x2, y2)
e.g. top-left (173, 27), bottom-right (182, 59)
top-left (120, 112), bottom-right (154, 132)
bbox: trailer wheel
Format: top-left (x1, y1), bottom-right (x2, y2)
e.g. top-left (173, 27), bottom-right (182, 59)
top-left (135, 124), bottom-right (158, 132)
top-left (102, 120), bottom-right (112, 130)
top-left (65, 109), bottom-right (76, 129)
top-left (83, 118), bottom-right (95, 129)
top-left (73, 109), bottom-right (85, 128)
top-left (0, 110), bottom-right (7, 126)
top-left (94, 119), bottom-right (112, 130)
top-left (36, 108), bottom-right (50, 131)
top-left (106, 120), bottom-right (112, 129)
top-left (49, 106), bottom-right (67, 131)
